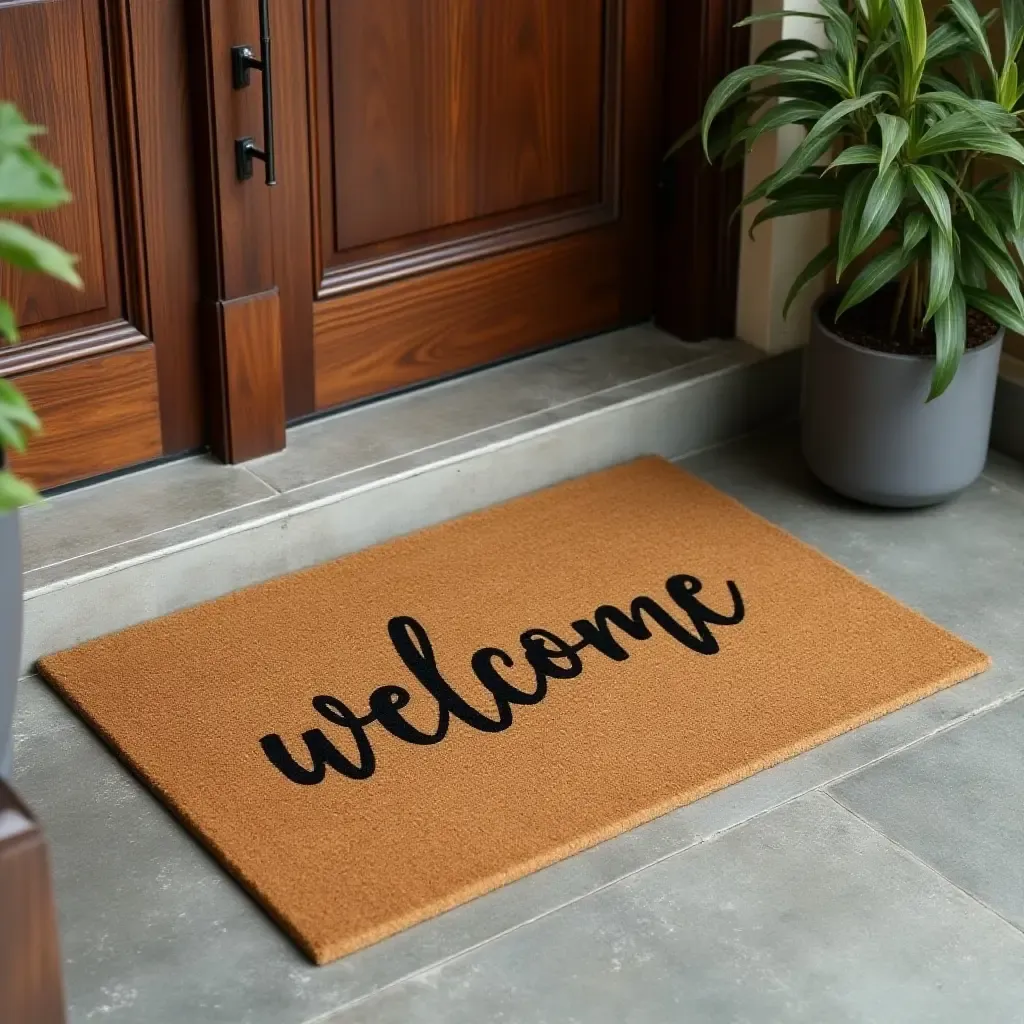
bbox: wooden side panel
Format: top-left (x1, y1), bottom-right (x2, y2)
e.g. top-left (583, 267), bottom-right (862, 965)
top-left (215, 290), bottom-right (286, 463)
top-left (0, 0), bottom-right (120, 335)
top-left (9, 348), bottom-right (163, 490)
top-left (314, 232), bottom-right (621, 408)
top-left (0, 781), bottom-right (65, 1024)
top-left (655, 0), bottom-right (750, 340)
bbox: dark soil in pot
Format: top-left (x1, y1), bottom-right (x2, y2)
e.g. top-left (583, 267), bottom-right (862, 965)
top-left (818, 286), bottom-right (998, 357)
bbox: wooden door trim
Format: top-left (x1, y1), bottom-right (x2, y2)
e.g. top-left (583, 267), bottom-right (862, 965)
top-left (654, 0), bottom-right (750, 341)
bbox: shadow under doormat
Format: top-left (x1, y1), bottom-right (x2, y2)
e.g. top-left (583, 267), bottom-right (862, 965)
top-left (37, 457), bottom-right (989, 965)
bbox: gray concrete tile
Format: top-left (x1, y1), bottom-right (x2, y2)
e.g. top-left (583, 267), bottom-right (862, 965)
top-left (329, 794), bottom-right (1024, 1024)
top-left (20, 457), bottom-right (274, 572)
top-left (832, 695), bottom-right (1024, 933)
top-left (247, 326), bottom-right (701, 493)
top-left (984, 448), bottom-right (1024, 499)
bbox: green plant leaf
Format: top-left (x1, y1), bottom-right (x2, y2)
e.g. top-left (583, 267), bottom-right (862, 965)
top-left (702, 65), bottom-right (776, 155)
top-left (748, 191), bottom-right (845, 237)
top-left (0, 470), bottom-right (39, 513)
top-left (948, 0), bottom-right (996, 73)
top-left (0, 378), bottom-right (41, 432)
top-left (836, 243), bottom-right (915, 318)
top-left (903, 210), bottom-right (930, 253)
top-left (825, 144), bottom-right (883, 172)
top-left (876, 113), bottom-right (910, 173)
top-left (783, 241), bottom-right (838, 319)
top-left (960, 221), bottom-right (1024, 316)
top-left (837, 168), bottom-right (876, 278)
top-left (963, 284), bottom-right (1024, 331)
top-left (929, 280), bottom-right (967, 400)
top-left (0, 151), bottom-right (71, 213)
top-left (820, 0), bottom-right (858, 66)
top-left (925, 21), bottom-right (973, 63)
top-left (734, 11), bottom-right (829, 28)
top-left (761, 91), bottom-right (883, 200)
top-left (0, 220), bottom-right (82, 288)
top-left (924, 224), bottom-right (956, 324)
top-left (891, 0), bottom-right (929, 102)
top-left (912, 110), bottom-right (1024, 163)
top-left (1010, 171), bottom-right (1024, 231)
top-left (914, 90), bottom-right (1019, 130)
top-left (741, 99), bottom-right (828, 149)
top-left (855, 164), bottom-right (904, 254)
top-left (1003, 0), bottom-right (1024, 68)
top-left (0, 299), bottom-right (16, 344)
top-left (904, 164), bottom-right (953, 240)
top-left (0, 104), bottom-right (44, 152)
top-left (755, 39), bottom-right (822, 64)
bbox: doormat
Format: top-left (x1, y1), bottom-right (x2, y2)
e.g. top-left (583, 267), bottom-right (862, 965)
top-left (36, 458), bottom-right (988, 964)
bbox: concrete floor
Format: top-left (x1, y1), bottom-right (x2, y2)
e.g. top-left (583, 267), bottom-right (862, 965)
top-left (12, 427), bottom-right (1024, 1023)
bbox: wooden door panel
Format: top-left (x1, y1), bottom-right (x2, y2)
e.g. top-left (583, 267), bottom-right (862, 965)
top-left (313, 0), bottom-right (624, 295)
top-left (0, 0), bottom-right (118, 333)
top-left (325, 0), bottom-right (605, 258)
top-left (0, 0), bottom-right (203, 487)
top-left (297, 0), bottom-right (658, 412)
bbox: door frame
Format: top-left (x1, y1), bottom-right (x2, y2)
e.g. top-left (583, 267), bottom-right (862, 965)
top-left (190, 0), bottom-right (751, 464)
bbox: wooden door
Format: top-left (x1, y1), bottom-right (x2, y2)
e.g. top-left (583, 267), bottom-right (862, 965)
top-left (0, 0), bottom-right (203, 490)
top-left (250, 0), bottom-right (661, 419)
top-left (300, 0), bottom-right (660, 411)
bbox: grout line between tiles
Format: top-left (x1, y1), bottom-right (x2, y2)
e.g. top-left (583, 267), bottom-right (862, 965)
top-left (823, 789), bottom-right (1024, 942)
top-left (298, 684), bottom-right (1024, 1023)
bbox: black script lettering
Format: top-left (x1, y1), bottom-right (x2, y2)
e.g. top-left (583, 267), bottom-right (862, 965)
top-left (388, 616), bottom-right (511, 733)
top-left (368, 684), bottom-right (449, 745)
top-left (261, 574), bottom-right (746, 786)
top-left (520, 628), bottom-right (585, 683)
top-left (469, 647), bottom-right (538, 725)
top-left (259, 695), bottom-right (375, 784)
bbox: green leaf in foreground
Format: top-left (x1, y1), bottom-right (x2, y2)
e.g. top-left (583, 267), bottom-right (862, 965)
top-left (0, 470), bottom-right (40, 513)
top-left (929, 280), bottom-right (966, 401)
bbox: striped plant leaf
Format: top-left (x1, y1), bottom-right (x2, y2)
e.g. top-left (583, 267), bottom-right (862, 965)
top-left (836, 243), bottom-right (916, 318)
top-left (855, 164), bottom-right (904, 254)
top-left (948, 0), bottom-right (996, 73)
top-left (876, 113), bottom-right (909, 173)
top-left (962, 285), bottom-right (1024, 333)
top-left (903, 211), bottom-right (930, 253)
top-left (783, 241), bottom-right (838, 319)
top-left (904, 164), bottom-right (953, 240)
top-left (837, 168), bottom-right (875, 278)
top-left (913, 111), bottom-right (1024, 164)
top-left (924, 224), bottom-right (955, 324)
top-left (825, 144), bottom-right (882, 172)
top-left (929, 281), bottom-right (967, 401)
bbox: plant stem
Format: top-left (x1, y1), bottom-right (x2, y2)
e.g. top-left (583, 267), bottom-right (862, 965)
top-left (890, 271), bottom-right (909, 337)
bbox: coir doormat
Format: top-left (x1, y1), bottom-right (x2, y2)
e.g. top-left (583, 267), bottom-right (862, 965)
top-left (37, 458), bottom-right (988, 964)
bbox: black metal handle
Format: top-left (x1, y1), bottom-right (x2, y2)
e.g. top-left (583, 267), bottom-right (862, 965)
top-left (232, 0), bottom-right (276, 186)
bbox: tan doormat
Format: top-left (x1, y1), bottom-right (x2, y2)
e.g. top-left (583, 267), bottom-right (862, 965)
top-left (37, 458), bottom-right (988, 964)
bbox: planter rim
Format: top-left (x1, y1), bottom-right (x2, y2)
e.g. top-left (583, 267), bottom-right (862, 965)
top-left (812, 291), bottom-right (1004, 364)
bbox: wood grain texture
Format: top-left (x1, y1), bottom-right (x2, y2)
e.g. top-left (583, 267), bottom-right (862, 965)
top-left (0, 0), bottom-right (120, 334)
top-left (9, 346), bottom-right (163, 491)
top-left (655, 0), bottom-right (750, 340)
top-left (270, 0), bottom-right (316, 419)
top-left (318, 0), bottom-right (606, 264)
top-left (0, 781), bottom-right (65, 1024)
top-left (314, 231), bottom-right (621, 409)
top-left (215, 290), bottom-right (286, 463)
top-left (304, 0), bottom-right (658, 412)
top-left (128, 0), bottom-right (205, 453)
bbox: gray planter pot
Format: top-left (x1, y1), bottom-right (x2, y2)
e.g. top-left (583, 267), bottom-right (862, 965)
top-left (802, 297), bottom-right (1004, 508)
top-left (0, 494), bottom-right (20, 781)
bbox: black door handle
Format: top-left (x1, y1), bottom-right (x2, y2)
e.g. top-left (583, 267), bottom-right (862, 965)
top-left (232, 0), bottom-right (276, 186)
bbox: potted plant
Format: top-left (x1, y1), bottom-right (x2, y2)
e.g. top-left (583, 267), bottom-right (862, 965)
top-left (0, 102), bottom-right (80, 779)
top-left (686, 0), bottom-right (1024, 506)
